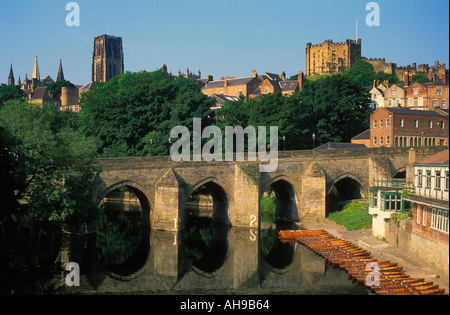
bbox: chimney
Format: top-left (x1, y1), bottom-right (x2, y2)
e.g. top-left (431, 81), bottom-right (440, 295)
top-left (207, 75), bottom-right (213, 82)
top-left (373, 80), bottom-right (376, 88)
top-left (162, 64), bottom-right (167, 72)
top-left (442, 72), bottom-right (447, 83)
top-left (281, 71), bottom-right (286, 81)
top-left (403, 72), bottom-right (410, 87)
top-left (224, 79), bottom-right (228, 87)
top-left (298, 71), bottom-right (304, 92)
top-left (221, 77), bottom-right (225, 80)
top-left (252, 70), bottom-right (258, 77)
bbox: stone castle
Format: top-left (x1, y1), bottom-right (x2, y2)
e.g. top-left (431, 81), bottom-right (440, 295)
top-left (306, 38), bottom-right (448, 83)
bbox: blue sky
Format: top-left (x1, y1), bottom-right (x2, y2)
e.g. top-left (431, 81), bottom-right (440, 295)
top-left (1, 0), bottom-right (449, 85)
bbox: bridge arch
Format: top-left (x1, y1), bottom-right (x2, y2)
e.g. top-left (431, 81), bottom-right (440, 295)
top-left (185, 177), bottom-right (231, 225)
top-left (260, 175), bottom-right (300, 223)
top-left (327, 173), bottom-right (368, 201)
top-left (97, 180), bottom-right (152, 227)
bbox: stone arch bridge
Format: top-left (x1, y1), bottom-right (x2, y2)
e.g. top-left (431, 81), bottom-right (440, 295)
top-left (94, 147), bottom-right (446, 231)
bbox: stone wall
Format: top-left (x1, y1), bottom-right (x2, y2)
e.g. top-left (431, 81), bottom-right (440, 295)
top-left (385, 218), bottom-right (449, 279)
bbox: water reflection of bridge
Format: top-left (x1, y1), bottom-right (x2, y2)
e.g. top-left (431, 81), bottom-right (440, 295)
top-left (67, 226), bottom-right (367, 295)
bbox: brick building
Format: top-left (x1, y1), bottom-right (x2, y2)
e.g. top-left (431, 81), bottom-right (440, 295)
top-left (305, 39), bottom-right (362, 76)
top-left (370, 107), bottom-right (449, 148)
top-left (403, 150), bottom-right (449, 277)
top-left (201, 70), bottom-right (304, 99)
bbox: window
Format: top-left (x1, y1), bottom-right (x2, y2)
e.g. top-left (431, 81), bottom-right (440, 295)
top-left (332, 50), bottom-right (336, 56)
top-left (386, 118), bottom-right (390, 127)
top-left (373, 137), bottom-right (377, 145)
top-left (423, 207), bottom-right (427, 226)
top-left (373, 120), bottom-right (377, 128)
top-left (426, 170), bottom-right (432, 188)
top-left (418, 170), bottom-right (423, 187)
top-left (417, 206), bottom-right (421, 224)
top-left (431, 208), bottom-right (449, 234)
top-left (388, 99), bottom-right (393, 107)
top-left (400, 119), bottom-right (404, 127)
top-left (436, 171), bottom-right (441, 189)
top-left (418, 97), bottom-right (423, 107)
top-left (382, 193), bottom-right (402, 212)
top-left (413, 88), bottom-right (419, 95)
top-left (408, 98), bottom-right (414, 106)
top-left (414, 120), bottom-right (419, 128)
top-left (442, 100), bottom-right (447, 109)
top-left (392, 90), bottom-right (397, 96)
top-left (436, 88), bottom-right (442, 96)
top-left (441, 121), bottom-right (445, 130)
top-left (432, 100), bottom-right (438, 107)
top-left (446, 172), bottom-right (449, 190)
top-left (386, 136), bottom-right (390, 145)
top-left (396, 99), bottom-right (401, 107)
top-left (429, 120), bottom-right (433, 129)
top-left (370, 190), bottom-right (378, 208)
top-left (380, 137), bottom-right (384, 145)
top-left (380, 119), bottom-right (384, 128)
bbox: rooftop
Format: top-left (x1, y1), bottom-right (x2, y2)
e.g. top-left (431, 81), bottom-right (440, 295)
top-left (415, 150), bottom-right (449, 165)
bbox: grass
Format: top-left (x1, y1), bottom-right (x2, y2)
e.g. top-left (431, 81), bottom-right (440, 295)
top-left (327, 201), bottom-right (372, 231)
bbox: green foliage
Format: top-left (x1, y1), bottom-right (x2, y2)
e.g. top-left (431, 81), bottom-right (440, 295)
top-left (0, 99), bottom-right (99, 272)
top-left (411, 74), bottom-right (432, 83)
top-left (95, 208), bottom-right (142, 266)
top-left (42, 80), bottom-right (75, 96)
top-left (327, 201), bottom-right (372, 231)
top-left (343, 60), bottom-right (400, 86)
top-left (79, 70), bottom-right (215, 157)
top-left (295, 74), bottom-right (373, 147)
top-left (0, 84), bottom-right (23, 107)
top-left (242, 162), bottom-right (261, 185)
top-left (261, 196), bottom-right (276, 224)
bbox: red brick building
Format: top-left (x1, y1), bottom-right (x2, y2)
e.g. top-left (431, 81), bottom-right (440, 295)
top-left (370, 108), bottom-right (449, 148)
top-left (405, 150), bottom-right (449, 243)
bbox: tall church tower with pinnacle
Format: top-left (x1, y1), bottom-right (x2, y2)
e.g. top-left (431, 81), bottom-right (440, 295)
top-left (91, 34), bottom-right (124, 83)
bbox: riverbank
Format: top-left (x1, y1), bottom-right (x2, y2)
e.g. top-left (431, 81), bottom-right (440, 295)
top-left (296, 216), bottom-right (449, 294)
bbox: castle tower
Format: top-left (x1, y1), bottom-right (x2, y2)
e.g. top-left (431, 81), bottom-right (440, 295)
top-left (57, 59), bottom-right (65, 81)
top-left (305, 39), bottom-right (362, 76)
top-left (32, 56), bottom-right (40, 89)
top-left (8, 64), bottom-right (15, 86)
top-left (92, 34), bottom-right (124, 82)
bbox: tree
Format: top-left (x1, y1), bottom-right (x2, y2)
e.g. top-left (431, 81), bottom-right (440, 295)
top-left (0, 99), bottom-right (99, 273)
top-left (79, 70), bottom-right (215, 157)
top-left (343, 60), bottom-right (376, 86)
top-left (294, 74), bottom-right (373, 148)
top-left (411, 74), bottom-right (432, 83)
top-left (0, 84), bottom-right (23, 107)
top-left (43, 79), bottom-right (75, 96)
top-left (343, 60), bottom-right (400, 86)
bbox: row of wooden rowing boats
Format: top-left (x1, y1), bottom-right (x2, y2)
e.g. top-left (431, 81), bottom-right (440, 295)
top-left (278, 230), bottom-right (446, 296)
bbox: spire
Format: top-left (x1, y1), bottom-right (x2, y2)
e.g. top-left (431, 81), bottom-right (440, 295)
top-left (32, 56), bottom-right (40, 81)
top-left (17, 76), bottom-right (21, 86)
top-left (23, 73), bottom-right (29, 89)
top-left (57, 59), bottom-right (64, 81)
top-left (8, 64), bottom-right (15, 86)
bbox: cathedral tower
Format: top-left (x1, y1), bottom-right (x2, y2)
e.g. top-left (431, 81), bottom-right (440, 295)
top-left (91, 34), bottom-right (124, 82)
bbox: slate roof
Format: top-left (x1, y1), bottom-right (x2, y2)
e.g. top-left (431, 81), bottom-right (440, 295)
top-left (352, 129), bottom-right (371, 140)
top-left (383, 108), bottom-right (448, 117)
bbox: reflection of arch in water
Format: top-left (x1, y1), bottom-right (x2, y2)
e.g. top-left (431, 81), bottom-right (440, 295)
top-left (260, 226), bottom-right (295, 271)
top-left (261, 176), bottom-right (299, 223)
top-left (184, 218), bottom-right (230, 275)
top-left (187, 178), bottom-right (230, 225)
top-left (95, 181), bottom-right (151, 277)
